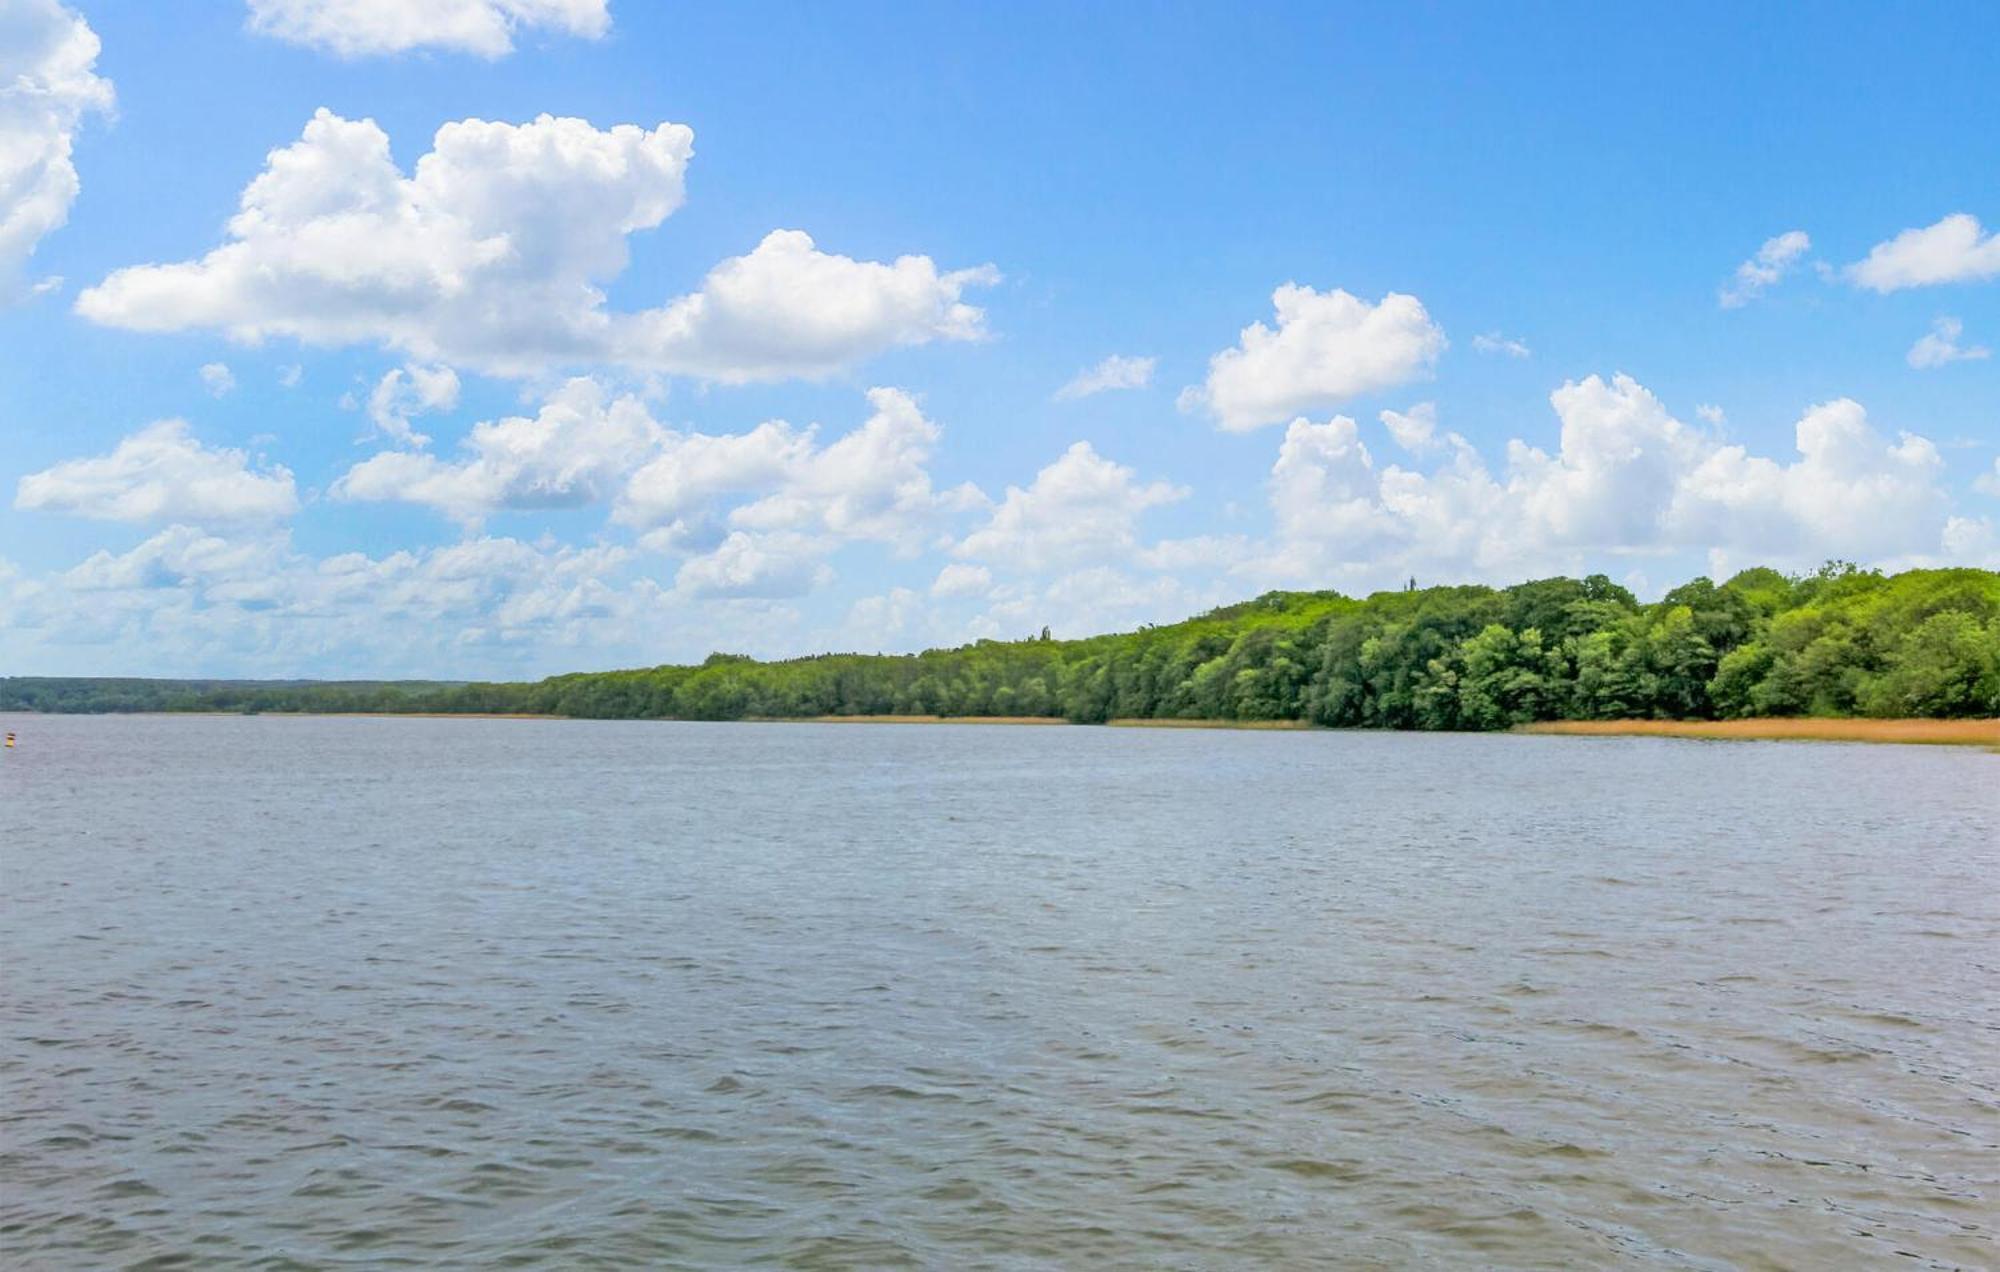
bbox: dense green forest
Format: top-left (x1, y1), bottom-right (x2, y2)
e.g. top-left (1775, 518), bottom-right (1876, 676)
top-left (6, 565), bottom-right (1997, 727)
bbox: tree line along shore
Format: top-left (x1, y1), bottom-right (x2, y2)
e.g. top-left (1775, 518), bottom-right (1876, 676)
top-left (4, 564), bottom-right (1997, 730)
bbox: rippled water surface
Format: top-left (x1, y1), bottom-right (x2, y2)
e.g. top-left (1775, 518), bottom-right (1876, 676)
top-left (2, 714), bottom-right (1996, 1268)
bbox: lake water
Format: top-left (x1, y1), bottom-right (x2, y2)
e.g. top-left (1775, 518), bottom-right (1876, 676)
top-left (1, 714), bottom-right (1995, 1268)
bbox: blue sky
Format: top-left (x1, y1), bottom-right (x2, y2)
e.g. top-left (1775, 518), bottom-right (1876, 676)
top-left (3, 0), bottom-right (1997, 677)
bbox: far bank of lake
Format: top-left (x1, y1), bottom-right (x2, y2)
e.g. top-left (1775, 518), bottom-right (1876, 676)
top-left (6, 711), bottom-right (1995, 746)
top-left (1517, 717), bottom-right (2000, 747)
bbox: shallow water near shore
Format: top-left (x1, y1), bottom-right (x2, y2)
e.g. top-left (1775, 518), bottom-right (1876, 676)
top-left (2, 713), bottom-right (1995, 1267)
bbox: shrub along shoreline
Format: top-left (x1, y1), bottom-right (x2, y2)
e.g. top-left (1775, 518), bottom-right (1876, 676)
top-left (5, 563), bottom-right (1997, 729)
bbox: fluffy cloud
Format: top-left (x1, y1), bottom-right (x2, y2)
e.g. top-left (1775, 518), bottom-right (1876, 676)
top-left (1179, 285), bottom-right (1445, 431)
top-left (673, 530), bottom-right (831, 599)
top-left (1379, 402), bottom-right (1438, 454)
top-left (930, 562), bottom-right (992, 598)
top-left (1847, 213), bottom-right (2000, 292)
top-left (1, 522), bottom-right (670, 676)
top-left (0, 0), bottom-right (114, 299)
top-left (15, 420), bottom-right (299, 523)
top-left (718, 388), bottom-right (972, 547)
top-left (335, 379), bottom-right (977, 615)
top-left (623, 389), bottom-right (978, 600)
top-left (74, 110), bottom-right (996, 382)
top-left (60, 522), bottom-right (290, 595)
top-left (1268, 416), bottom-right (1398, 551)
top-left (618, 387), bottom-right (968, 557)
top-left (620, 421), bottom-right (808, 532)
top-left (1672, 398), bottom-right (1947, 560)
top-left (955, 442), bottom-right (1185, 571)
top-left (77, 110), bottom-right (688, 370)
top-left (1940, 515), bottom-right (2000, 569)
top-left (366, 363), bottom-right (461, 445)
top-left (1261, 415), bottom-right (1515, 580)
top-left (1252, 374), bottom-right (1963, 590)
top-left (244, 0), bottom-right (609, 58)
top-left (1055, 354), bottom-right (1155, 401)
top-left (618, 230), bottom-right (998, 383)
top-left (200, 362), bottom-right (237, 397)
top-left (842, 587), bottom-right (924, 646)
top-left (1975, 458), bottom-right (2000, 498)
top-left (7, 378), bottom-right (1989, 675)
top-left (338, 380), bottom-right (967, 589)
top-left (1719, 230), bottom-right (1811, 307)
top-left (336, 376), bottom-right (660, 523)
top-left (1906, 316), bottom-right (1990, 369)
top-left (1511, 373), bottom-right (1709, 546)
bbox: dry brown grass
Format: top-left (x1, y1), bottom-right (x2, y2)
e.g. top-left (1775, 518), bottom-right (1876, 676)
top-left (1105, 717), bottom-right (1312, 730)
top-left (1517, 717), bottom-right (2000, 748)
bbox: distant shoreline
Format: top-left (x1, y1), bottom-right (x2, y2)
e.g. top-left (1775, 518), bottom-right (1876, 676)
top-left (781, 715), bottom-right (1309, 729)
top-left (8, 710), bottom-right (1994, 747)
top-left (1516, 718), bottom-right (2000, 748)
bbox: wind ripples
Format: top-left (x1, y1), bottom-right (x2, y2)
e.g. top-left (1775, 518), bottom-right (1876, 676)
top-left (1, 715), bottom-right (1994, 1267)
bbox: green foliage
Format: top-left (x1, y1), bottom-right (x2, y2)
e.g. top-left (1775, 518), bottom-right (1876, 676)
top-left (6, 567), bottom-right (1996, 728)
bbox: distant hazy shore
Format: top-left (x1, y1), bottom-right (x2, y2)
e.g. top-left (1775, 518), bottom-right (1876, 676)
top-left (795, 715), bottom-right (1995, 742)
top-left (788, 715), bottom-right (1309, 730)
top-left (14, 711), bottom-right (1992, 747)
top-left (1517, 718), bottom-right (2000, 747)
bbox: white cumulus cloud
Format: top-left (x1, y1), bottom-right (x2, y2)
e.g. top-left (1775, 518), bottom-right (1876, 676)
top-left (716, 387), bottom-right (970, 548)
top-left (76, 109), bottom-right (690, 369)
top-left (15, 419), bottom-right (299, 523)
top-left (621, 420), bottom-right (810, 533)
top-left (1253, 374), bottom-right (1965, 591)
top-left (615, 229), bottom-right (998, 383)
top-left (1671, 398), bottom-right (1949, 561)
top-left (619, 387), bottom-right (967, 557)
top-left (75, 110), bottom-right (998, 382)
top-left (244, 0), bottom-right (609, 58)
top-left (338, 381), bottom-right (968, 575)
top-left (1055, 354), bottom-right (1155, 401)
top-left (955, 441), bottom-right (1186, 570)
top-left (337, 376), bottom-right (661, 524)
top-left (0, 0), bottom-right (114, 300)
top-left (930, 562), bottom-right (993, 598)
top-left (1719, 230), bottom-right (1811, 307)
top-left (674, 530), bottom-right (833, 600)
top-left (366, 363), bottom-right (460, 445)
top-left (1847, 213), bottom-right (2000, 292)
top-left (1906, 316), bottom-right (1990, 369)
top-left (1379, 402), bottom-right (1439, 454)
top-left (3, 523), bottom-right (667, 677)
top-left (1512, 373), bottom-right (1710, 547)
top-left (616, 389), bottom-right (978, 605)
top-left (841, 586), bottom-right (926, 646)
top-left (1179, 284), bottom-right (1445, 431)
